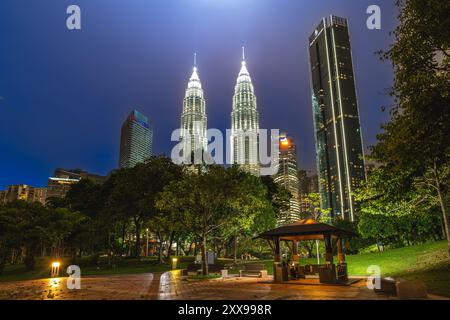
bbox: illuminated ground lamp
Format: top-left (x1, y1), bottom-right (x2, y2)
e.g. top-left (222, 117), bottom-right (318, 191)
top-left (171, 258), bottom-right (178, 270)
top-left (51, 261), bottom-right (60, 277)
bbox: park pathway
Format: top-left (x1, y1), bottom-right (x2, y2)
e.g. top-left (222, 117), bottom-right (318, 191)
top-left (0, 273), bottom-right (159, 300)
top-left (3, 271), bottom-right (442, 300)
top-left (156, 270), bottom-right (395, 300)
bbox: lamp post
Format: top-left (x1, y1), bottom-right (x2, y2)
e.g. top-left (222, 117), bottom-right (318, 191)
top-left (314, 208), bottom-right (320, 265)
top-left (146, 228), bottom-right (149, 257)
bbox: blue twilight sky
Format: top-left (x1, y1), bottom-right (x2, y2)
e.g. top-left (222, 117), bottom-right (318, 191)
top-left (0, 0), bottom-right (397, 189)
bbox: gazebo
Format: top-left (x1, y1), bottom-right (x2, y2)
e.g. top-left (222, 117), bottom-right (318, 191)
top-left (255, 219), bottom-right (357, 284)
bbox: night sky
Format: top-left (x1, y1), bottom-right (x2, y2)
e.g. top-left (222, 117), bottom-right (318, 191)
top-left (0, 0), bottom-right (397, 189)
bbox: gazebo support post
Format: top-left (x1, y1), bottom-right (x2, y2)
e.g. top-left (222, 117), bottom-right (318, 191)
top-left (337, 238), bottom-right (345, 264)
top-left (292, 240), bottom-right (299, 262)
top-left (274, 237), bottom-right (281, 263)
top-left (324, 235), bottom-right (333, 264)
top-left (273, 236), bottom-right (283, 283)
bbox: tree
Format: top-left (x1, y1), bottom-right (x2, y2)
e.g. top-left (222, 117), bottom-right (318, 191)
top-left (156, 166), bottom-right (272, 275)
top-left (374, 0), bottom-right (450, 256)
top-left (0, 205), bottom-right (21, 274)
top-left (108, 156), bottom-right (183, 257)
top-left (354, 165), bottom-right (445, 247)
top-left (260, 176), bottom-right (292, 224)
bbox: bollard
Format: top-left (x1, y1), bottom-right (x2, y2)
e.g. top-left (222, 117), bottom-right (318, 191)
top-left (51, 261), bottom-right (60, 277)
top-left (172, 258), bottom-right (178, 270)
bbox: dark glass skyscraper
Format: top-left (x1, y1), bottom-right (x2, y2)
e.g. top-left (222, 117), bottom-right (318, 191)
top-left (119, 110), bottom-right (153, 168)
top-left (308, 15), bottom-right (366, 221)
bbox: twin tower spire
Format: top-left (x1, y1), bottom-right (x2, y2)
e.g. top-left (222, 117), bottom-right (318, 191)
top-left (179, 49), bottom-right (260, 175)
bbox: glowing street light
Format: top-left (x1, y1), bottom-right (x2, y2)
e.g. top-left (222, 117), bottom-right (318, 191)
top-left (172, 258), bottom-right (178, 270)
top-left (51, 261), bottom-right (61, 277)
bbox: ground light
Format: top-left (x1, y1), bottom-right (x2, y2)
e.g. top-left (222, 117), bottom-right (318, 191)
top-left (51, 261), bottom-right (60, 277)
top-left (172, 258), bottom-right (178, 270)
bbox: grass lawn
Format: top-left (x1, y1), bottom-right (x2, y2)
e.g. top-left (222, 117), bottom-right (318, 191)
top-left (253, 241), bottom-right (449, 297)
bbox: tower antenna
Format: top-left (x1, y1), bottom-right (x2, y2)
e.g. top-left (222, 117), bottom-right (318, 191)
top-left (194, 52), bottom-right (197, 67)
top-left (242, 46), bottom-right (245, 61)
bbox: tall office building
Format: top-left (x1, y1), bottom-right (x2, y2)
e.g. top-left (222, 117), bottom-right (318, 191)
top-left (230, 49), bottom-right (260, 175)
top-left (119, 110), bottom-right (153, 168)
top-left (273, 133), bottom-right (301, 225)
top-left (308, 15), bottom-right (366, 221)
top-left (180, 56), bottom-right (208, 164)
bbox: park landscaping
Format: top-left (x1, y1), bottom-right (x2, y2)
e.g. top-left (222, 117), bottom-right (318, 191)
top-left (1, 241), bottom-right (448, 297)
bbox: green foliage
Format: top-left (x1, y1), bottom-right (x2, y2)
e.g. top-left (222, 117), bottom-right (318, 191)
top-left (0, 201), bottom-right (80, 271)
top-left (353, 0), bottom-right (450, 254)
top-left (354, 166), bottom-right (446, 247)
top-left (156, 165), bottom-right (275, 274)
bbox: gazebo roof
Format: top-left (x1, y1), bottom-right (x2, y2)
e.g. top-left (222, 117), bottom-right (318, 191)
top-left (256, 219), bottom-right (357, 241)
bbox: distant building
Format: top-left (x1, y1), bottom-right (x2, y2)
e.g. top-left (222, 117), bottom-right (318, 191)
top-left (299, 171), bottom-right (319, 195)
top-left (5, 184), bottom-right (31, 202)
top-left (230, 49), bottom-right (260, 176)
top-left (298, 170), bottom-right (319, 214)
top-left (179, 56), bottom-right (208, 165)
top-left (47, 168), bottom-right (106, 199)
top-left (0, 184), bottom-right (47, 205)
top-left (28, 187), bottom-right (47, 205)
top-left (273, 133), bottom-right (301, 225)
top-left (119, 110), bottom-right (153, 169)
top-left (308, 15), bottom-right (366, 221)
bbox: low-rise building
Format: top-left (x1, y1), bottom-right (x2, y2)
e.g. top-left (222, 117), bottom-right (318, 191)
top-left (47, 168), bottom-right (106, 199)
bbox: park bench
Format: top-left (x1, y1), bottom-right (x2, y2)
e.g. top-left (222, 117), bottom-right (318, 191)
top-left (183, 264), bottom-right (202, 276)
top-left (239, 263), bottom-right (268, 278)
top-left (304, 264), bottom-right (321, 275)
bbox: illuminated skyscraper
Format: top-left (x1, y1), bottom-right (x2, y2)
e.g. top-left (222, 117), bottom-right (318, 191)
top-left (273, 133), bottom-right (301, 225)
top-left (119, 110), bottom-right (153, 168)
top-left (180, 54), bottom-right (208, 164)
top-left (230, 48), bottom-right (260, 175)
top-left (308, 16), bottom-right (366, 221)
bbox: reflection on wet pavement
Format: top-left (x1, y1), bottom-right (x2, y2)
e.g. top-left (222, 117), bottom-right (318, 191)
top-left (0, 273), bottom-right (157, 300)
top-left (0, 271), bottom-right (398, 300)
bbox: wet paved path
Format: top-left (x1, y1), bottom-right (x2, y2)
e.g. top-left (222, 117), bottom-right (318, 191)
top-left (0, 273), bottom-right (159, 300)
top-left (158, 271), bottom-right (395, 300)
top-left (0, 271), bottom-right (400, 300)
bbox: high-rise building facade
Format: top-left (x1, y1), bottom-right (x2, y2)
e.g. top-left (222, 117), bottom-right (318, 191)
top-left (273, 133), bottom-right (301, 225)
top-left (119, 110), bottom-right (153, 169)
top-left (180, 58), bottom-right (208, 164)
top-left (231, 50), bottom-right (260, 175)
top-left (308, 15), bottom-right (366, 221)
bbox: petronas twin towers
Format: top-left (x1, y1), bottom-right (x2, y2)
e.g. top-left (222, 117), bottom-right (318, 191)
top-left (179, 50), bottom-right (260, 175)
